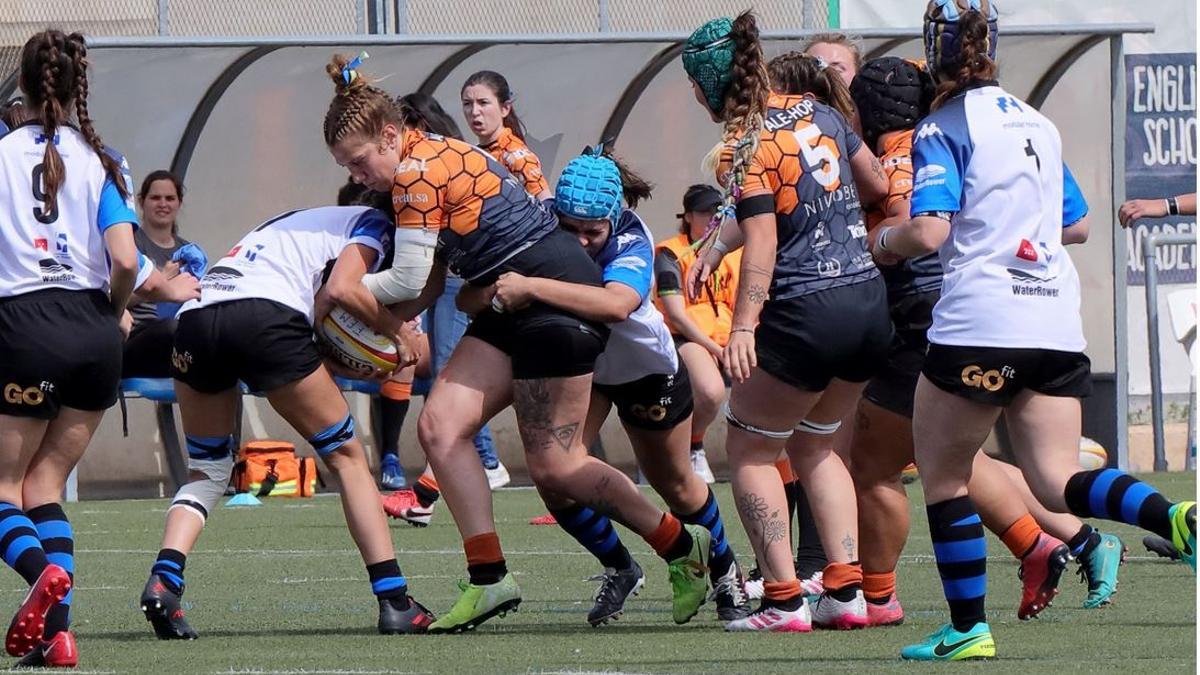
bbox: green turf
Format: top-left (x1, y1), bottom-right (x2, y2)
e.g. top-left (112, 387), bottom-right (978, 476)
top-left (13, 473), bottom-right (1195, 673)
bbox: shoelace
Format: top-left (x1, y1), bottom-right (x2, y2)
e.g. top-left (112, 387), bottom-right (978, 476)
top-left (588, 569), bottom-right (629, 604)
top-left (711, 571), bottom-right (748, 605)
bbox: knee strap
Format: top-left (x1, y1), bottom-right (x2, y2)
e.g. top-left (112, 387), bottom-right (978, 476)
top-left (185, 434), bottom-right (235, 461)
top-left (723, 402), bottom-right (794, 440)
top-left (795, 418), bottom-right (842, 435)
top-left (310, 414), bottom-right (355, 456)
top-left (171, 439), bottom-right (235, 524)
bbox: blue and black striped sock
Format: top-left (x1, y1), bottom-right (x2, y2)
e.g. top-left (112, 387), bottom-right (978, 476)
top-left (927, 496), bottom-right (987, 632)
top-left (674, 488), bottom-right (735, 579)
top-left (151, 548), bottom-right (187, 595)
top-left (1065, 469), bottom-right (1174, 540)
top-left (367, 559), bottom-right (409, 608)
top-left (0, 502), bottom-right (48, 585)
top-left (28, 503), bottom-right (72, 638)
top-left (550, 504), bottom-right (634, 571)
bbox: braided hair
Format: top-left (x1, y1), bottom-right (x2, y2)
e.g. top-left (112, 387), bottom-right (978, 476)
top-left (19, 30), bottom-right (128, 214)
top-left (924, 0), bottom-right (999, 109)
top-left (685, 11), bottom-right (770, 254)
top-left (323, 53), bottom-right (403, 147)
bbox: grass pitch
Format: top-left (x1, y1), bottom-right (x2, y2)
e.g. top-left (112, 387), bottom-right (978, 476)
top-left (11, 472), bottom-right (1195, 673)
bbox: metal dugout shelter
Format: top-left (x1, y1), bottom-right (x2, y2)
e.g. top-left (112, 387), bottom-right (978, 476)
top-left (0, 23), bottom-right (1152, 492)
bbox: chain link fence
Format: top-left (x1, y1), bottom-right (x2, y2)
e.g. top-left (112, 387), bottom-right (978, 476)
top-left (2, 1), bottom-right (832, 94)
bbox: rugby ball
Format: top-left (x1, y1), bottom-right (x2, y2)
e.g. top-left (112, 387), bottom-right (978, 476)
top-left (1079, 436), bottom-right (1109, 471)
top-left (318, 307), bottom-right (399, 375)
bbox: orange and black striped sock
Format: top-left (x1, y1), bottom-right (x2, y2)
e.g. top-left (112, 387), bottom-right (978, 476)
top-left (863, 570), bottom-right (896, 605)
top-left (823, 561), bottom-right (864, 602)
top-left (464, 532), bottom-right (506, 585)
top-left (645, 513), bottom-right (693, 561)
top-left (763, 579), bottom-right (804, 611)
top-left (414, 474), bottom-right (440, 507)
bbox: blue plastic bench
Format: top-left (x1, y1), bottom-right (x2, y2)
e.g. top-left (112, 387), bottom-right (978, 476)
top-left (119, 378), bottom-right (189, 491)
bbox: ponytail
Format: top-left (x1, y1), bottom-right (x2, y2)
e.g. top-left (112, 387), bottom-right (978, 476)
top-left (767, 51), bottom-right (856, 122)
top-left (607, 151), bottom-right (654, 209)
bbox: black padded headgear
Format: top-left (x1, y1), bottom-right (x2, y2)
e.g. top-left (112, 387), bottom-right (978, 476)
top-left (849, 57), bottom-right (935, 150)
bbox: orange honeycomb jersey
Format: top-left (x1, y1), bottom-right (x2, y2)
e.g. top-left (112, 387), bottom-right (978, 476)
top-left (484, 127), bottom-right (549, 197)
top-left (717, 93), bottom-right (878, 301)
top-left (653, 233), bottom-right (742, 347)
top-left (866, 129), bottom-right (915, 231)
top-left (864, 128), bottom-right (943, 300)
top-left (391, 128), bottom-right (557, 282)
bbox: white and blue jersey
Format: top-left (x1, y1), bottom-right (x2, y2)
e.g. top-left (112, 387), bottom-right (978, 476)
top-left (591, 209), bottom-right (678, 386)
top-left (911, 84), bottom-right (1089, 352)
top-left (181, 206), bottom-right (391, 323)
top-left (0, 122), bottom-right (138, 298)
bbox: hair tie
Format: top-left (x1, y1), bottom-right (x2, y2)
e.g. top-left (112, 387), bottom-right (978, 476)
top-left (342, 51), bottom-right (369, 85)
top-left (814, 56), bottom-right (829, 71)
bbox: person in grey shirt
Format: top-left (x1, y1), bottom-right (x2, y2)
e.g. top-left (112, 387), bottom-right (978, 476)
top-left (124, 170), bottom-right (203, 377)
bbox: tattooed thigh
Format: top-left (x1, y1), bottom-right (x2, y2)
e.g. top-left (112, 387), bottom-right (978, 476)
top-left (513, 378), bottom-right (581, 455)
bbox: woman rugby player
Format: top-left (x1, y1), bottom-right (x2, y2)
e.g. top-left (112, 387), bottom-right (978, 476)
top-left (462, 70), bottom-right (552, 201)
top-left (323, 55), bottom-right (711, 633)
top-left (0, 30), bottom-right (139, 667)
top-left (138, 194), bottom-right (433, 640)
top-left (875, 0), bottom-right (1195, 660)
top-left (682, 13), bottom-right (890, 632)
top-left (491, 148), bottom-right (752, 625)
top-left (848, 55), bottom-right (1125, 628)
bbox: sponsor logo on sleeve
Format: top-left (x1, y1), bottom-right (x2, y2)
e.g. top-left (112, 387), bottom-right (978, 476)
top-left (914, 164), bottom-right (948, 191)
top-left (611, 255), bottom-right (648, 272)
top-left (915, 123), bottom-right (943, 141)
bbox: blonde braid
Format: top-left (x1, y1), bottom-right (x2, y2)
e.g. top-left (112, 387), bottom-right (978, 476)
top-left (694, 112), bottom-right (763, 256)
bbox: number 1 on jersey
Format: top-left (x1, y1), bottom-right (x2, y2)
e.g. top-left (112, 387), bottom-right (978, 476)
top-left (1024, 139), bottom-right (1041, 173)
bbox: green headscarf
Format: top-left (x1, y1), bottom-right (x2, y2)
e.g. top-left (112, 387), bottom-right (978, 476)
top-left (682, 17), bottom-right (736, 115)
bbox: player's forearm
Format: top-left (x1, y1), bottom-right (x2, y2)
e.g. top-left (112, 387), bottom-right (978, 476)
top-left (729, 214), bottom-right (775, 331)
top-left (529, 277), bottom-right (634, 324)
top-left (661, 295), bottom-right (721, 352)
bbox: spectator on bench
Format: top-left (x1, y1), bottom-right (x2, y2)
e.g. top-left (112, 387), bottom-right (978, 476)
top-left (124, 171), bottom-right (206, 378)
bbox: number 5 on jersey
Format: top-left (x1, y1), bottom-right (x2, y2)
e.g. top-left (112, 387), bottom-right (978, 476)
top-left (793, 124), bottom-right (842, 191)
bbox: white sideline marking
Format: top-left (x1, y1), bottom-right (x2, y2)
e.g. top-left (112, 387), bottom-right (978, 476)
top-left (0, 670), bottom-right (114, 674)
top-left (0, 585), bottom-right (126, 594)
top-left (532, 667), bottom-right (648, 672)
top-left (269, 572), bottom-right (524, 584)
top-left (71, 548), bottom-right (1167, 563)
top-left (219, 670), bottom-right (422, 674)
